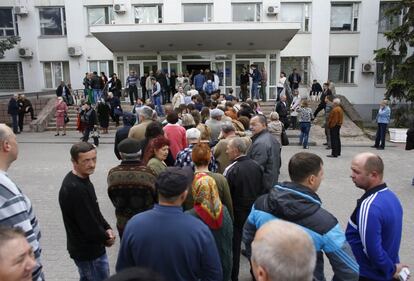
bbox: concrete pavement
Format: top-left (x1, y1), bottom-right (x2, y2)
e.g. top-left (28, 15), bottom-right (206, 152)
top-left (8, 130), bottom-right (413, 280)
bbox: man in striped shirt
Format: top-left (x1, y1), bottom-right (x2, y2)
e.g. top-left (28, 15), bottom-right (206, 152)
top-left (126, 70), bottom-right (139, 105)
top-left (0, 124), bottom-right (43, 280)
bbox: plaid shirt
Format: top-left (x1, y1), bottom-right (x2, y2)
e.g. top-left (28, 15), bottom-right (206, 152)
top-left (0, 171), bottom-right (44, 281)
top-left (174, 144), bottom-right (217, 172)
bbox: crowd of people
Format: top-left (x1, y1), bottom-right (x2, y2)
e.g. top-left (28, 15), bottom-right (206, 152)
top-left (1, 66), bottom-right (412, 281)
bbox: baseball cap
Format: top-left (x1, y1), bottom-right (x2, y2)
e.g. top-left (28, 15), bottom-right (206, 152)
top-left (156, 167), bottom-right (194, 198)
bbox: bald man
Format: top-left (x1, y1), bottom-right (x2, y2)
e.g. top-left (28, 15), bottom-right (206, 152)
top-left (346, 152), bottom-right (406, 281)
top-left (0, 124), bottom-right (44, 280)
top-left (251, 220), bottom-right (316, 281)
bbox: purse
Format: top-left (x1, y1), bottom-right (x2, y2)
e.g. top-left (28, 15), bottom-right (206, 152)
top-left (64, 113), bottom-right (70, 124)
top-left (281, 127), bottom-right (289, 146)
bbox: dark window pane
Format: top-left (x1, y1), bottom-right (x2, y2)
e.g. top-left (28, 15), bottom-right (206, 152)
top-left (40, 8), bottom-right (63, 35)
top-left (0, 8), bottom-right (13, 28)
top-left (0, 62), bottom-right (24, 90)
top-left (328, 57), bottom-right (349, 83)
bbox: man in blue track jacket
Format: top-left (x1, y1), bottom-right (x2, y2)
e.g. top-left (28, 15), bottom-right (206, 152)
top-left (347, 152), bottom-right (406, 281)
top-left (243, 152), bottom-right (359, 281)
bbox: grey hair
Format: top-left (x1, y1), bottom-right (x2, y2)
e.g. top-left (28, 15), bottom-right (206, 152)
top-left (186, 128), bottom-right (201, 140)
top-left (139, 106), bottom-right (154, 120)
top-left (251, 220), bottom-right (316, 281)
top-left (269, 112), bottom-right (279, 121)
top-left (229, 137), bottom-right (248, 155)
top-left (221, 122), bottom-right (235, 134)
top-left (333, 98), bottom-right (341, 105)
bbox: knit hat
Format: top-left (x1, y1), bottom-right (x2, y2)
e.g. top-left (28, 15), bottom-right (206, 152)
top-left (118, 138), bottom-right (144, 155)
top-left (156, 167), bottom-right (194, 198)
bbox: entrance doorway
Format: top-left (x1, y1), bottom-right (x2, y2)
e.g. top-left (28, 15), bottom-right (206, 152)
top-left (182, 62), bottom-right (210, 75)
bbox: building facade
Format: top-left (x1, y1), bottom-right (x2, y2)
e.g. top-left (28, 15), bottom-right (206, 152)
top-left (0, 0), bottom-right (404, 120)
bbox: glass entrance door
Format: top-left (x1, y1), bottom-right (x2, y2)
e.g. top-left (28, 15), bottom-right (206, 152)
top-left (252, 60), bottom-right (266, 100)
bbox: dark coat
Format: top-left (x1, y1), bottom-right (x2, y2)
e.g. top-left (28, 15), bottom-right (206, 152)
top-left (247, 129), bottom-right (281, 191)
top-left (56, 85), bottom-right (69, 97)
top-left (8, 98), bottom-right (19, 115)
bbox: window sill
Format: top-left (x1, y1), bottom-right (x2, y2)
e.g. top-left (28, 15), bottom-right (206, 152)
top-left (86, 34), bottom-right (94, 38)
top-left (375, 84), bottom-right (386, 88)
top-left (297, 31), bottom-right (312, 34)
top-left (334, 83), bottom-right (358, 87)
top-left (330, 31), bottom-right (360, 34)
top-left (38, 35), bottom-right (67, 39)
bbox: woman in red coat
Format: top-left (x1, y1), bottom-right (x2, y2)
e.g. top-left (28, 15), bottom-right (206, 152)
top-left (55, 97), bottom-right (68, 136)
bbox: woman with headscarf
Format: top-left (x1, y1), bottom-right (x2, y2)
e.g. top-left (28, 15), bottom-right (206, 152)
top-left (186, 172), bottom-right (233, 281)
top-left (142, 135), bottom-right (170, 176)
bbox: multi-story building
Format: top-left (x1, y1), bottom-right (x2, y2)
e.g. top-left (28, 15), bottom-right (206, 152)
top-left (0, 0), bottom-right (404, 120)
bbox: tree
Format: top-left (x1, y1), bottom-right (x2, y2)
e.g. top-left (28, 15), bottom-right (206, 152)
top-left (374, 1), bottom-right (414, 126)
top-left (0, 36), bottom-right (20, 57)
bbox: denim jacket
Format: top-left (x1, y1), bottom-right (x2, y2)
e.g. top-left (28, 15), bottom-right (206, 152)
top-left (376, 106), bottom-right (391, 124)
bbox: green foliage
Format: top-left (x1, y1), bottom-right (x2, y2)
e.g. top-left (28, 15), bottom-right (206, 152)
top-left (374, 1), bottom-right (414, 126)
top-left (0, 36), bottom-right (20, 57)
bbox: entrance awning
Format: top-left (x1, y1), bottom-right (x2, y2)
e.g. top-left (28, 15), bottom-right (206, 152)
top-left (91, 22), bottom-right (300, 52)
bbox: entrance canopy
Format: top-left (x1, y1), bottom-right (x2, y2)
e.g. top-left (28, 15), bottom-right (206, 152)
top-left (91, 22), bottom-right (300, 52)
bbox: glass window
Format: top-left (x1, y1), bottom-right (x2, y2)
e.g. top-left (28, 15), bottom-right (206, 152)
top-left (232, 3), bottom-right (261, 22)
top-left (331, 4), bottom-right (352, 31)
top-left (39, 7), bottom-right (66, 35)
top-left (88, 60), bottom-right (112, 75)
top-left (235, 61), bottom-right (250, 86)
top-left (378, 2), bottom-right (401, 33)
top-left (183, 4), bottom-right (212, 22)
top-left (328, 57), bottom-right (356, 84)
top-left (43, 62), bottom-right (70, 88)
top-left (281, 57), bottom-right (309, 86)
top-left (280, 3), bottom-right (311, 32)
top-left (87, 7), bottom-right (114, 27)
top-left (0, 8), bottom-right (18, 37)
top-left (135, 5), bottom-right (162, 24)
top-left (0, 62), bottom-right (24, 90)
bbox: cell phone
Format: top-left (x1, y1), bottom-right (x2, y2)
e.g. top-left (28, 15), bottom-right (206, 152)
top-left (399, 267), bottom-right (410, 281)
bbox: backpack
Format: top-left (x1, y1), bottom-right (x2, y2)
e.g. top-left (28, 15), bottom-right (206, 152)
top-left (205, 81), bottom-right (214, 95)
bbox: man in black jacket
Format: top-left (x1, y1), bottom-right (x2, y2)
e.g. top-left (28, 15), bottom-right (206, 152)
top-left (275, 95), bottom-right (290, 129)
top-left (7, 94), bottom-right (19, 134)
top-left (80, 102), bottom-right (97, 142)
top-left (224, 137), bottom-right (263, 281)
top-left (59, 142), bottom-right (116, 281)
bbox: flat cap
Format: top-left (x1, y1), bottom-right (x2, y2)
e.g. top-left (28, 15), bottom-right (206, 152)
top-left (156, 167), bottom-right (194, 198)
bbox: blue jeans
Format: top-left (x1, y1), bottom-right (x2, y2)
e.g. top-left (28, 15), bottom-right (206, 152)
top-left (74, 253), bottom-right (109, 281)
top-left (92, 89), bottom-right (100, 104)
top-left (152, 94), bottom-right (164, 117)
top-left (300, 122), bottom-right (311, 148)
top-left (10, 114), bottom-right (18, 133)
top-left (252, 82), bottom-right (259, 100)
top-left (375, 123), bottom-right (388, 148)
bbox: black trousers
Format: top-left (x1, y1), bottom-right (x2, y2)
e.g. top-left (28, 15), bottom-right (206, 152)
top-left (314, 104), bottom-right (325, 118)
top-left (18, 112), bottom-right (25, 131)
top-left (231, 209), bottom-right (250, 281)
top-left (128, 85), bottom-right (138, 105)
top-left (330, 125), bottom-right (341, 156)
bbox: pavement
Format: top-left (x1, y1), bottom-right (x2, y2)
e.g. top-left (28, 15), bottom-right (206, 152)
top-left (8, 129), bottom-right (414, 281)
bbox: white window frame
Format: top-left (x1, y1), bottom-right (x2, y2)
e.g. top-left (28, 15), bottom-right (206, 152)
top-left (43, 61), bottom-right (70, 89)
top-left (280, 3), bottom-right (312, 32)
top-left (280, 56), bottom-right (310, 86)
top-left (0, 8), bottom-right (18, 37)
top-left (134, 5), bottom-right (163, 24)
top-left (182, 4), bottom-right (213, 23)
top-left (330, 3), bottom-right (359, 32)
top-left (378, 1), bottom-right (403, 33)
top-left (39, 7), bottom-right (66, 36)
top-left (328, 56), bottom-right (356, 84)
top-left (87, 6), bottom-right (114, 28)
top-left (232, 3), bottom-right (262, 22)
top-left (88, 60), bottom-right (110, 75)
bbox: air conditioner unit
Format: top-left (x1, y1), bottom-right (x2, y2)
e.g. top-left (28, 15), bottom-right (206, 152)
top-left (362, 63), bottom-right (375, 73)
top-left (18, 48), bottom-right (33, 58)
top-left (113, 3), bottom-right (126, 13)
top-left (267, 5), bottom-right (280, 15)
top-left (14, 6), bottom-right (29, 16)
top-left (68, 46), bottom-right (83, 57)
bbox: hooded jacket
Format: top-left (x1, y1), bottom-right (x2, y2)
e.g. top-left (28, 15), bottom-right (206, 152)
top-left (243, 182), bottom-right (359, 281)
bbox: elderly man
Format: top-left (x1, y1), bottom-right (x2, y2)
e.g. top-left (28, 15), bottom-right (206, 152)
top-left (116, 167), bottom-right (222, 281)
top-left (247, 115), bottom-right (280, 191)
top-left (128, 106), bottom-right (153, 141)
top-left (327, 98), bottom-right (343, 158)
top-left (251, 220), bottom-right (316, 281)
top-left (206, 108), bottom-right (224, 143)
top-left (107, 138), bottom-right (157, 238)
top-left (175, 128), bottom-right (217, 172)
top-left (213, 123), bottom-right (238, 174)
top-left (244, 152), bottom-right (359, 281)
top-left (347, 152), bottom-right (405, 281)
top-left (224, 137), bottom-right (263, 281)
top-left (0, 124), bottom-right (44, 280)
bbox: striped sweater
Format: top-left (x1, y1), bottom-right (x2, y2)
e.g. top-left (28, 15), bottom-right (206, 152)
top-left (0, 171), bottom-right (43, 281)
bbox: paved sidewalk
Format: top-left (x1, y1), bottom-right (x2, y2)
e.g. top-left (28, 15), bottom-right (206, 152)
top-left (8, 131), bottom-right (414, 280)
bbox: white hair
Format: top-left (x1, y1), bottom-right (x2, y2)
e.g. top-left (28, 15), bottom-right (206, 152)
top-left (186, 128), bottom-right (201, 140)
top-left (333, 98), bottom-right (341, 105)
top-left (251, 220), bottom-right (316, 281)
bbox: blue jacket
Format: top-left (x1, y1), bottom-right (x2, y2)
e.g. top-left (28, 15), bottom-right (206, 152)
top-left (116, 204), bottom-right (222, 281)
top-left (346, 184), bottom-right (403, 281)
top-left (194, 74), bottom-right (206, 90)
top-left (243, 183), bottom-right (359, 281)
top-left (376, 106), bottom-right (391, 124)
top-left (251, 68), bottom-right (262, 83)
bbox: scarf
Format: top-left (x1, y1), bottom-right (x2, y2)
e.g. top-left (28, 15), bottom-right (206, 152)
top-left (192, 172), bottom-right (223, 229)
